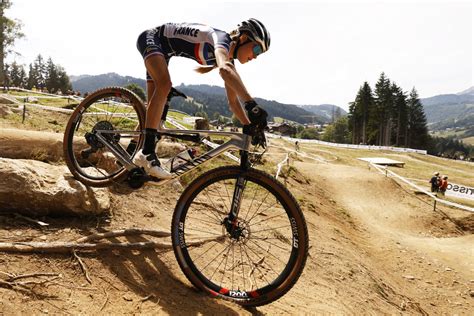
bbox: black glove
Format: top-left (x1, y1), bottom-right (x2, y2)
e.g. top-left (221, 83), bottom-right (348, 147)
top-left (245, 100), bottom-right (268, 127)
top-left (243, 124), bottom-right (267, 148)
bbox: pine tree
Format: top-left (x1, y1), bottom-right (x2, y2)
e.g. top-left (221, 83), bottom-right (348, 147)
top-left (347, 100), bottom-right (360, 144)
top-left (349, 82), bottom-right (374, 144)
top-left (391, 84), bottom-right (408, 146)
top-left (32, 54), bottom-right (47, 90)
top-left (0, 1), bottom-right (25, 86)
top-left (8, 61), bottom-right (21, 87)
top-left (124, 83), bottom-right (146, 101)
top-left (372, 73), bottom-right (392, 145)
top-left (57, 66), bottom-right (72, 94)
top-left (18, 63), bottom-right (26, 87)
top-left (406, 88), bottom-right (429, 149)
top-left (26, 63), bottom-right (37, 89)
top-left (45, 57), bottom-right (59, 93)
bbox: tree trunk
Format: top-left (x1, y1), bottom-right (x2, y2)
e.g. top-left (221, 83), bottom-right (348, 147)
top-left (385, 119), bottom-right (392, 146)
top-left (0, 5), bottom-right (5, 87)
top-left (362, 114), bottom-right (367, 145)
top-left (396, 111), bottom-right (401, 146)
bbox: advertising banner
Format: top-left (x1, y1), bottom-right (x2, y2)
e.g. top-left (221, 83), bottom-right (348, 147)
top-left (446, 183), bottom-right (474, 201)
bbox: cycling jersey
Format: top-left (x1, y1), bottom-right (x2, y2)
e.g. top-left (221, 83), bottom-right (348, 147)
top-left (137, 23), bottom-right (232, 80)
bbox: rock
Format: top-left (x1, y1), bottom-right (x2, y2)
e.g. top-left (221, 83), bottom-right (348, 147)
top-left (0, 158), bottom-right (110, 216)
top-left (0, 95), bottom-right (17, 105)
top-left (403, 275), bottom-right (416, 280)
top-left (469, 290), bottom-right (474, 297)
top-left (0, 104), bottom-right (13, 118)
top-left (122, 293), bottom-right (134, 302)
top-left (0, 129), bottom-right (65, 162)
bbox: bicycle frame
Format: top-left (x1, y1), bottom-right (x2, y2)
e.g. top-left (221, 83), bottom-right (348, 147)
top-left (94, 126), bottom-right (253, 233)
top-left (93, 127), bottom-right (252, 183)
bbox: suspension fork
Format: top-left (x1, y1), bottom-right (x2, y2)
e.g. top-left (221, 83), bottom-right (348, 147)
top-left (224, 150), bottom-right (250, 236)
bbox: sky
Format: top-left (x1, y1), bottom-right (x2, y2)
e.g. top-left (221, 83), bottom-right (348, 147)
top-left (6, 0), bottom-right (473, 110)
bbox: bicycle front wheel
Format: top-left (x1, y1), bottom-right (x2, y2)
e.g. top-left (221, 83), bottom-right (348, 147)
top-left (171, 166), bottom-right (308, 306)
top-left (63, 87), bottom-right (146, 187)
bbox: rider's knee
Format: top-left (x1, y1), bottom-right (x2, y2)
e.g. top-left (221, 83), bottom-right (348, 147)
top-left (156, 79), bottom-right (172, 97)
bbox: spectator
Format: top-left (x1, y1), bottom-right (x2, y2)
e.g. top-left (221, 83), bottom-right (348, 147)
top-left (439, 175), bottom-right (448, 196)
top-left (429, 172), bottom-right (440, 193)
top-left (295, 141), bottom-right (300, 152)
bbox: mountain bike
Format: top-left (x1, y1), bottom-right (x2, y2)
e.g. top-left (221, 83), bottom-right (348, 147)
top-left (63, 86), bottom-right (308, 306)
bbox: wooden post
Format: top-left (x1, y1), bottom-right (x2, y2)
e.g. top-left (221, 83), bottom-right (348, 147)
top-left (22, 98), bottom-right (26, 123)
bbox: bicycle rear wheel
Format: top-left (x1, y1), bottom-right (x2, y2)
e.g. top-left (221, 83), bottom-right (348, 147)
top-left (63, 87), bottom-right (146, 187)
top-left (171, 166), bottom-right (308, 306)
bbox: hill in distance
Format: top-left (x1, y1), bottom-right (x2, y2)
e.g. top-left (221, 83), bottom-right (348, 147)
top-left (70, 73), bottom-right (472, 129)
top-left (70, 74), bottom-right (345, 124)
top-left (420, 86), bottom-right (474, 131)
top-left (71, 73), bottom-right (147, 94)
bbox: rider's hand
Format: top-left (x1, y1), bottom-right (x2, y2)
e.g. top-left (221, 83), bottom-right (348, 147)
top-left (242, 123), bottom-right (267, 148)
top-left (245, 100), bottom-right (268, 128)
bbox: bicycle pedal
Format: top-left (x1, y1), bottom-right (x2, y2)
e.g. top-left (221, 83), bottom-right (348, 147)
top-left (126, 167), bottom-right (149, 189)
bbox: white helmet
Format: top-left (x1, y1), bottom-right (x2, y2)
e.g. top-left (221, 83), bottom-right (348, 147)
top-left (237, 18), bottom-right (271, 52)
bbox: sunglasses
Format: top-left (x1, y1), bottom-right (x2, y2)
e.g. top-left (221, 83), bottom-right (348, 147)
top-left (252, 44), bottom-right (263, 57)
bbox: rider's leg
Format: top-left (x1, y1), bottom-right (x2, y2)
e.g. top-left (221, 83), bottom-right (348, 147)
top-left (133, 54), bottom-right (172, 179)
top-left (126, 79), bottom-right (157, 155)
top-left (143, 54), bottom-right (172, 154)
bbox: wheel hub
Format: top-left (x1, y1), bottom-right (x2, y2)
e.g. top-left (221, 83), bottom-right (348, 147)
top-left (84, 121), bottom-right (120, 150)
top-left (224, 218), bottom-right (251, 243)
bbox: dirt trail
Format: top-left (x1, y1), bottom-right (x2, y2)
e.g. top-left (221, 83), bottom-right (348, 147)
top-left (293, 160), bottom-right (473, 314)
top-left (1, 131), bottom-right (473, 315)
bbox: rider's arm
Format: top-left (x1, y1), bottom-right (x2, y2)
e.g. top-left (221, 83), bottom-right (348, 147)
top-left (215, 48), bottom-right (252, 125)
top-left (225, 83), bottom-right (250, 125)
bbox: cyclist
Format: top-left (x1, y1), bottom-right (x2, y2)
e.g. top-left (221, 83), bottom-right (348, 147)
top-left (134, 18), bottom-right (270, 178)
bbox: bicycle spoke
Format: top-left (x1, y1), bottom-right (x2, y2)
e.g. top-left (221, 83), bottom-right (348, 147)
top-left (246, 195), bottom-right (277, 224)
top-left (189, 205), bottom-right (222, 224)
top-left (184, 227), bottom-right (223, 237)
top-left (247, 238), bottom-right (287, 266)
top-left (186, 215), bottom-right (222, 226)
top-left (250, 236), bottom-right (290, 252)
top-left (242, 183), bottom-right (260, 223)
top-left (187, 240), bottom-right (221, 264)
top-left (200, 242), bottom-right (233, 272)
top-left (218, 241), bottom-right (233, 286)
top-left (240, 241), bottom-right (272, 289)
top-left (248, 209), bottom-right (285, 227)
top-left (251, 224), bottom-right (290, 235)
top-left (245, 240), bottom-right (281, 279)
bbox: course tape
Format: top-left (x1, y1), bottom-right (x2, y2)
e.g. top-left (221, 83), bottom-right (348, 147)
top-left (266, 133), bottom-right (427, 155)
top-left (9, 87), bottom-right (83, 101)
top-left (275, 153), bottom-right (289, 180)
top-left (369, 163), bottom-right (474, 213)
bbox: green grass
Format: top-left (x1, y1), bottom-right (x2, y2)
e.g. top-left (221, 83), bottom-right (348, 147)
top-left (463, 136), bottom-right (474, 146)
top-left (276, 138), bottom-right (474, 188)
top-left (273, 117), bottom-right (300, 125)
top-left (431, 128), bottom-right (474, 145)
top-left (7, 90), bottom-right (50, 97)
